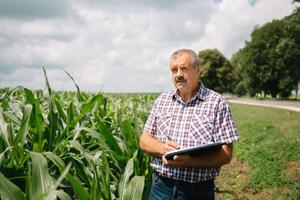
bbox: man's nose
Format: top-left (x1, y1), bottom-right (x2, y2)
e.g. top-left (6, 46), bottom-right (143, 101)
top-left (176, 69), bottom-right (183, 76)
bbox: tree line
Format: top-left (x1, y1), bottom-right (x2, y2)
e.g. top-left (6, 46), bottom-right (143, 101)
top-left (199, 6), bottom-right (300, 98)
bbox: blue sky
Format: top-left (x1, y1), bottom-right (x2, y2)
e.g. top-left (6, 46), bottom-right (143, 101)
top-left (0, 0), bottom-right (298, 92)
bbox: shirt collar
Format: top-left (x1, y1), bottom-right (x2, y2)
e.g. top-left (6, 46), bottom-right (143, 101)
top-left (172, 82), bottom-right (207, 103)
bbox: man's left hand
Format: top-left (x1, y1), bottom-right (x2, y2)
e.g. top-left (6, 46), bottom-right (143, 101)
top-left (162, 144), bottom-right (233, 168)
top-left (162, 154), bottom-right (195, 168)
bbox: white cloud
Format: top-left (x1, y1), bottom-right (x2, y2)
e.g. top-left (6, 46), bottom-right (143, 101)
top-left (195, 0), bottom-right (297, 57)
top-left (0, 0), bottom-right (298, 92)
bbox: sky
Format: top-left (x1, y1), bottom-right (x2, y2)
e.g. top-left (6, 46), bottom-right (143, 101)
top-left (0, 0), bottom-right (298, 92)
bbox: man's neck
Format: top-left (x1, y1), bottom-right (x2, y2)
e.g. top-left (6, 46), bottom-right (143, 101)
top-left (178, 84), bottom-right (200, 103)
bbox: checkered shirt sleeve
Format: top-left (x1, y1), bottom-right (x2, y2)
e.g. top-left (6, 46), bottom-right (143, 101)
top-left (213, 98), bottom-right (239, 143)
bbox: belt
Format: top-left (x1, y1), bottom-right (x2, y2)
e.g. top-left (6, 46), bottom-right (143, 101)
top-left (154, 171), bottom-right (214, 187)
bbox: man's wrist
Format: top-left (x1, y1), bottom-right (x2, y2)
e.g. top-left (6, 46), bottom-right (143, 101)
top-left (159, 142), bottom-right (166, 156)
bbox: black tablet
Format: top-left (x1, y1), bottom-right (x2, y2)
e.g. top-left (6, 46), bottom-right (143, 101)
top-left (165, 142), bottom-right (225, 160)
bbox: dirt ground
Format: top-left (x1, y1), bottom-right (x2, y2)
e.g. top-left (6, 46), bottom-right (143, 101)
top-left (215, 159), bottom-right (300, 200)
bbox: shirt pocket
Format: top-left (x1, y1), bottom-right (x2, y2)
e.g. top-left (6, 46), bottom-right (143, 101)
top-left (190, 114), bottom-right (214, 146)
top-left (156, 112), bottom-right (172, 140)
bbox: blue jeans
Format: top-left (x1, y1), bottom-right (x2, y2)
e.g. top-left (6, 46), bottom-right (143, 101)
top-left (149, 172), bottom-right (215, 200)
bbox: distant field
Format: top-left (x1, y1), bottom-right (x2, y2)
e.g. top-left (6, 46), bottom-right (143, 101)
top-left (216, 104), bottom-right (300, 200)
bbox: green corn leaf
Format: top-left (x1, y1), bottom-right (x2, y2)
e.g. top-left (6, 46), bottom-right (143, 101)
top-left (54, 97), bottom-right (67, 123)
top-left (29, 152), bottom-right (53, 200)
top-left (45, 162), bottom-right (72, 200)
top-left (24, 88), bottom-right (45, 152)
top-left (99, 152), bottom-right (111, 200)
top-left (70, 94), bottom-right (104, 127)
top-left (121, 119), bottom-right (135, 155)
top-left (118, 151), bottom-right (137, 200)
top-left (102, 153), bottom-right (110, 193)
top-left (67, 101), bottom-right (76, 126)
top-left (71, 159), bottom-right (90, 186)
top-left (44, 152), bottom-right (90, 200)
top-left (134, 107), bottom-right (141, 140)
top-left (46, 112), bottom-right (60, 151)
top-left (74, 127), bottom-right (123, 165)
top-left (43, 68), bottom-right (60, 151)
top-left (0, 111), bottom-right (11, 149)
top-left (0, 86), bottom-right (23, 109)
top-left (73, 127), bottom-right (111, 153)
top-left (90, 168), bottom-right (99, 200)
top-left (52, 162), bottom-right (72, 191)
top-left (43, 152), bottom-right (65, 168)
top-left (63, 69), bottom-right (84, 102)
top-left (69, 140), bottom-right (94, 161)
top-left (57, 190), bottom-right (72, 200)
top-left (0, 173), bottom-right (26, 200)
top-left (49, 190), bottom-right (72, 200)
top-left (5, 112), bottom-right (21, 126)
top-left (24, 88), bottom-right (45, 135)
top-left (42, 67), bottom-right (52, 97)
top-left (97, 121), bottom-right (123, 156)
top-left (0, 148), bottom-right (9, 166)
top-left (62, 169), bottom-right (90, 200)
top-left (7, 123), bottom-right (15, 150)
top-left (124, 176), bottom-right (145, 200)
top-left (16, 104), bottom-right (32, 148)
top-left (69, 140), bottom-right (84, 152)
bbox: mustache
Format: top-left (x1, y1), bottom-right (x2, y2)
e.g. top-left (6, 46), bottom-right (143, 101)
top-left (175, 76), bottom-right (186, 82)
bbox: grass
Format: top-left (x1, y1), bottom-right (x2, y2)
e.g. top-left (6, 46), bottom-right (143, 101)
top-left (216, 104), bottom-right (300, 199)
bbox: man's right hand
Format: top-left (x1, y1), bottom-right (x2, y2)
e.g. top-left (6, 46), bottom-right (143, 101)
top-left (140, 132), bottom-right (180, 156)
top-left (162, 140), bottom-right (180, 155)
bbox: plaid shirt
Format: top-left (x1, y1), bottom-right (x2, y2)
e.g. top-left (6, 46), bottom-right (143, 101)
top-left (143, 83), bottom-right (239, 183)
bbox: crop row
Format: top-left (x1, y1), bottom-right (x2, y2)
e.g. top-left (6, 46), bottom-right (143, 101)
top-left (0, 70), bottom-right (158, 200)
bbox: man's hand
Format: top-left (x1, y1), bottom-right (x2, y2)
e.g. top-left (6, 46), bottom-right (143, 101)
top-left (162, 140), bottom-right (180, 155)
top-left (162, 144), bottom-right (234, 168)
top-left (140, 132), bottom-right (233, 167)
top-left (162, 154), bottom-right (193, 167)
top-left (140, 132), bottom-right (180, 156)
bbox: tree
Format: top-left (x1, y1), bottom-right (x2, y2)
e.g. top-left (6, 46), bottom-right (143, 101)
top-left (231, 51), bottom-right (247, 97)
top-left (198, 49), bottom-right (236, 93)
top-left (284, 7), bottom-right (300, 98)
top-left (233, 8), bottom-right (300, 98)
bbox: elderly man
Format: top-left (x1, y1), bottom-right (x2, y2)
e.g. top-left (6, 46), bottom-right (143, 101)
top-left (140, 49), bottom-right (239, 200)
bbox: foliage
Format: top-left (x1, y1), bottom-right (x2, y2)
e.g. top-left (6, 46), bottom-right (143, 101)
top-left (198, 49), bottom-right (236, 93)
top-left (232, 8), bottom-right (300, 98)
top-left (230, 53), bottom-right (247, 96)
top-left (0, 73), bottom-right (157, 199)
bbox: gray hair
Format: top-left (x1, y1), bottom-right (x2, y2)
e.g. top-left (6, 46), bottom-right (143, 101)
top-left (169, 49), bottom-right (200, 68)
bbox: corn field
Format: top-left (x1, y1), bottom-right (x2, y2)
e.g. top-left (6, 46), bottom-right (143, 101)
top-left (0, 70), bottom-right (158, 200)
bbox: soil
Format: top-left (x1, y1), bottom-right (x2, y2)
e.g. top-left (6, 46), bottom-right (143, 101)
top-left (215, 159), bottom-right (300, 199)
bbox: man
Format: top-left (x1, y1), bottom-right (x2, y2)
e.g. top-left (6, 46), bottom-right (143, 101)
top-left (140, 49), bottom-right (239, 200)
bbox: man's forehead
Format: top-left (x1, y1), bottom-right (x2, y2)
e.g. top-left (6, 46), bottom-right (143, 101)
top-left (169, 53), bottom-right (193, 66)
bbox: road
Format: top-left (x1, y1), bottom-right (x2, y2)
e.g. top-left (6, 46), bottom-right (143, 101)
top-left (226, 98), bottom-right (300, 112)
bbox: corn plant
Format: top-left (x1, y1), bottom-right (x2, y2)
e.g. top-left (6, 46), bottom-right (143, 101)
top-left (0, 69), bottom-right (157, 199)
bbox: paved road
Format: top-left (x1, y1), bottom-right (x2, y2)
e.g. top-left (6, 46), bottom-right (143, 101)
top-left (226, 98), bottom-right (300, 112)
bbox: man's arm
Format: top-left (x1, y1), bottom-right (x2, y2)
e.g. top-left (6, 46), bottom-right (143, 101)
top-left (162, 143), bottom-right (233, 168)
top-left (139, 132), bottom-right (179, 157)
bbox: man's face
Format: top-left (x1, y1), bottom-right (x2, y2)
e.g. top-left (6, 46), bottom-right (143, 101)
top-left (169, 53), bottom-right (200, 93)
